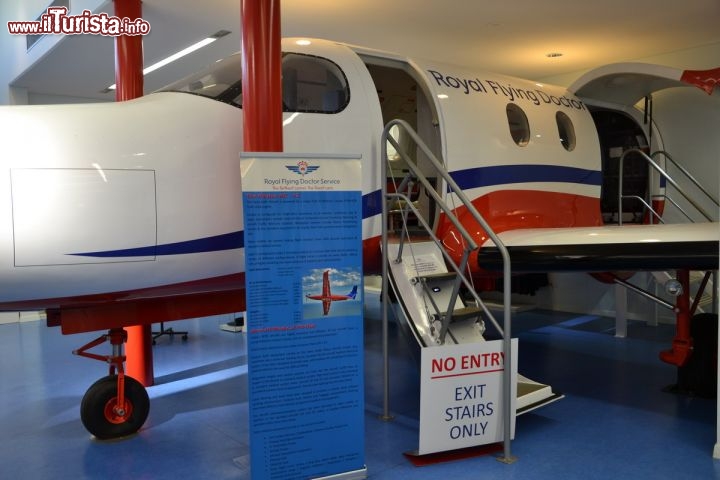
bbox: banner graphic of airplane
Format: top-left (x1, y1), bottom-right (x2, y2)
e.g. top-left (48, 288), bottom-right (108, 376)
top-left (305, 270), bottom-right (359, 316)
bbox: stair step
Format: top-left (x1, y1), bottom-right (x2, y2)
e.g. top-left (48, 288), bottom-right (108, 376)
top-left (480, 299), bottom-right (534, 314)
top-left (414, 272), bottom-right (457, 283)
top-left (435, 306), bottom-right (483, 323)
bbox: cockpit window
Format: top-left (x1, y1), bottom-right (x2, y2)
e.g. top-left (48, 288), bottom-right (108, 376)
top-left (160, 53), bottom-right (244, 107)
top-left (158, 52), bottom-right (349, 114)
top-left (282, 54), bottom-right (349, 113)
top-left (556, 111), bottom-right (576, 151)
top-left (506, 103), bottom-right (530, 146)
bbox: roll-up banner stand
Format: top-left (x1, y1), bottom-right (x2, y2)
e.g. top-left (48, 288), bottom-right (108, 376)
top-left (241, 153), bottom-right (366, 480)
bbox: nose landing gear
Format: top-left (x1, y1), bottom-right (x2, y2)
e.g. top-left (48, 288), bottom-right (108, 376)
top-left (73, 328), bottom-right (150, 439)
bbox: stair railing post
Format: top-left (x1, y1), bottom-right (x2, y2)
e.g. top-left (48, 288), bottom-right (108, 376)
top-left (380, 122), bottom-right (392, 421)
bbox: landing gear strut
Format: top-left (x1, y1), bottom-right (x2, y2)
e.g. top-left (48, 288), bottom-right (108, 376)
top-left (73, 328), bottom-right (150, 439)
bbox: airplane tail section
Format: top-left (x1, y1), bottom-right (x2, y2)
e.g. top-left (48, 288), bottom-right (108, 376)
top-left (347, 285), bottom-right (358, 299)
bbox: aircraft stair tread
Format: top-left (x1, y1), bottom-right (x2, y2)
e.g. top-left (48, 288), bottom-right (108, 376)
top-left (516, 374), bottom-right (565, 414)
top-left (414, 271), bottom-right (458, 283)
top-left (478, 299), bottom-right (536, 314)
top-left (434, 305), bottom-right (483, 323)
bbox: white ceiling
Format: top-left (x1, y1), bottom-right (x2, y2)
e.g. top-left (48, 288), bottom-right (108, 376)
top-left (10, 0), bottom-right (720, 100)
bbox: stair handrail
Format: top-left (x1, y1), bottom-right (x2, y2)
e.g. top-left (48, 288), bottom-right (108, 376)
top-left (384, 148), bottom-right (479, 339)
top-left (651, 150), bottom-right (719, 207)
top-left (382, 119), bottom-right (511, 335)
top-left (380, 119), bottom-right (515, 461)
top-left (386, 191), bottom-right (503, 335)
top-left (618, 148), bottom-right (716, 224)
top-left (651, 193), bottom-right (696, 224)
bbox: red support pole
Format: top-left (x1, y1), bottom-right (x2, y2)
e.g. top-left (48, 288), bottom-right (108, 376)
top-left (241, 0), bottom-right (283, 152)
top-left (660, 269), bottom-right (693, 367)
top-left (113, 0), bottom-right (153, 387)
top-left (114, 0), bottom-right (143, 102)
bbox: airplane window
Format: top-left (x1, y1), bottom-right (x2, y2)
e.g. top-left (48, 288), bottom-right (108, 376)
top-left (157, 52), bottom-right (350, 114)
top-left (506, 103), bottom-right (530, 146)
top-left (556, 111), bottom-right (576, 151)
top-left (386, 124), bottom-right (401, 161)
top-left (159, 53), bottom-right (243, 107)
top-left (282, 53), bottom-right (349, 114)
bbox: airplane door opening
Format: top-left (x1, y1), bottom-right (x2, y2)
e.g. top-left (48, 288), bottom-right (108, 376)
top-left (362, 60), bottom-right (443, 232)
top-left (590, 108), bottom-right (650, 225)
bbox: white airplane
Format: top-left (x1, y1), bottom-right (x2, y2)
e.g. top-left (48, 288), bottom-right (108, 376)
top-left (0, 38), bottom-right (717, 439)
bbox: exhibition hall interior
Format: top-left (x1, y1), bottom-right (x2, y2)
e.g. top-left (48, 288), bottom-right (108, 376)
top-left (1, 1), bottom-right (719, 479)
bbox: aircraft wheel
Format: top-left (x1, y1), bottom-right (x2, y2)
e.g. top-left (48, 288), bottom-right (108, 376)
top-left (80, 375), bottom-right (150, 439)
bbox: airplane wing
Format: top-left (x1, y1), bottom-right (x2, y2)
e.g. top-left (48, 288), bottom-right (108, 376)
top-left (477, 223), bottom-right (719, 272)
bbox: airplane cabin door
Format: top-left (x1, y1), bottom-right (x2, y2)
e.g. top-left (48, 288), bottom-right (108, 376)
top-left (570, 62), bottom-right (720, 225)
top-left (588, 108), bottom-right (650, 225)
top-left (359, 57), bottom-right (444, 232)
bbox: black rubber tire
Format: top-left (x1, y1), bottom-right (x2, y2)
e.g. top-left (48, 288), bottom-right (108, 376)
top-left (80, 375), bottom-right (150, 439)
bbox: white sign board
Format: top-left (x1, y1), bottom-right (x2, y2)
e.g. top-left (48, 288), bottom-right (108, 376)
top-left (418, 339), bottom-right (517, 455)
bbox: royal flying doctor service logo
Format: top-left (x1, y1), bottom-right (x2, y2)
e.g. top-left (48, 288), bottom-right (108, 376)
top-left (286, 160), bottom-right (319, 176)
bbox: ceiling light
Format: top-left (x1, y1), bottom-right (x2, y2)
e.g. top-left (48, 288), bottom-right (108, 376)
top-left (295, 39), bottom-right (312, 46)
top-left (106, 30), bottom-right (231, 91)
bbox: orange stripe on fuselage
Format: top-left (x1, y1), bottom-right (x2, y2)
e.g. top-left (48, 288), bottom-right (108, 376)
top-left (437, 189), bottom-right (602, 268)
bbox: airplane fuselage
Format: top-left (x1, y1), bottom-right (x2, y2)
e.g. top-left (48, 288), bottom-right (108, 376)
top-left (0, 38), bottom-right (716, 330)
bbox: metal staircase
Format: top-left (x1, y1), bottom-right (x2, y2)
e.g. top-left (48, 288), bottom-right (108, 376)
top-left (377, 119), bottom-right (561, 462)
top-left (380, 119), bottom-right (509, 348)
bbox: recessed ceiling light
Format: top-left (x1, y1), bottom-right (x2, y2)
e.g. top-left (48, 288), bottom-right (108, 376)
top-left (295, 39), bottom-right (312, 46)
top-left (546, 52), bottom-right (563, 58)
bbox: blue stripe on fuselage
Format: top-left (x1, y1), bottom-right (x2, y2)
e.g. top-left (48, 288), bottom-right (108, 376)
top-left (450, 164), bottom-right (602, 190)
top-left (70, 231), bottom-right (244, 258)
top-left (71, 165), bottom-right (597, 258)
top-left (363, 189), bottom-right (383, 219)
top-left (71, 194), bottom-right (382, 259)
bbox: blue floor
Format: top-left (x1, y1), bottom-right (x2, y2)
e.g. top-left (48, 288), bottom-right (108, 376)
top-left (1, 310), bottom-right (719, 479)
